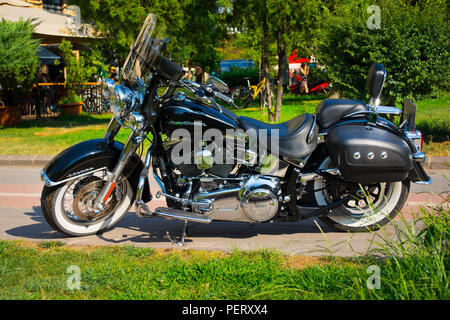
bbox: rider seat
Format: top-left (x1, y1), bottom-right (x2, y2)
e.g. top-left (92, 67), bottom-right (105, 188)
top-left (238, 113), bottom-right (318, 160)
top-left (315, 99), bottom-right (369, 129)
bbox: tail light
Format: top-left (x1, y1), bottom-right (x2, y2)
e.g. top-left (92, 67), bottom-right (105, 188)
top-left (405, 130), bottom-right (423, 152)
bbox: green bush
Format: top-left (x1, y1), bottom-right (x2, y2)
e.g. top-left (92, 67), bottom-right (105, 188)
top-left (307, 65), bottom-right (329, 84)
top-left (317, 0), bottom-right (450, 103)
top-left (218, 67), bottom-right (260, 89)
top-left (0, 18), bottom-right (40, 106)
top-left (58, 39), bottom-right (89, 104)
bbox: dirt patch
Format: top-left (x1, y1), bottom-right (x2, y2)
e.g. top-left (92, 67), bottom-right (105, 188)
top-left (283, 255), bottom-right (326, 269)
top-left (33, 125), bottom-right (104, 136)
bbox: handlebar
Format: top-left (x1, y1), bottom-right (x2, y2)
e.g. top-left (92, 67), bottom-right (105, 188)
top-left (213, 90), bottom-right (234, 105)
top-left (180, 79), bottom-right (235, 106)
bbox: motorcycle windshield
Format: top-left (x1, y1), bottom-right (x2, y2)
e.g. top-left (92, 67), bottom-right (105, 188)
top-left (121, 13), bottom-right (163, 84)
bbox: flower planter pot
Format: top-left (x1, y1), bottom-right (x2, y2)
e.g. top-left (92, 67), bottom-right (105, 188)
top-left (59, 102), bottom-right (83, 116)
top-left (0, 105), bottom-right (21, 126)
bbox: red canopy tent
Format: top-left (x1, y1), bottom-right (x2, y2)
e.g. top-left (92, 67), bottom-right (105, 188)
top-left (289, 50), bottom-right (310, 64)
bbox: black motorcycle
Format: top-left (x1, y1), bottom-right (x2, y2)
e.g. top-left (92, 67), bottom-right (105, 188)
top-left (40, 14), bottom-right (431, 244)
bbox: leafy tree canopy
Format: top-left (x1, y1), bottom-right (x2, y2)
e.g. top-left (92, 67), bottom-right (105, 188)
top-left (0, 18), bottom-right (40, 106)
top-left (68, 0), bottom-right (228, 72)
top-left (316, 0), bottom-right (449, 102)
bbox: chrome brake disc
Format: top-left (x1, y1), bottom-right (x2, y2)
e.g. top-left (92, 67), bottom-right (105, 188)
top-left (73, 180), bottom-right (120, 222)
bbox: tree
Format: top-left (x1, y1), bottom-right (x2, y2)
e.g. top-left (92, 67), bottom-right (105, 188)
top-left (68, 0), bottom-right (228, 77)
top-left (158, 0), bottom-right (228, 77)
top-left (316, 0), bottom-right (450, 103)
top-left (0, 18), bottom-right (40, 106)
top-left (58, 39), bottom-right (90, 104)
top-left (230, 0), bottom-right (277, 120)
top-left (229, 0), bottom-right (322, 122)
top-left (67, 0), bottom-right (147, 66)
top-left (268, 0), bottom-right (315, 122)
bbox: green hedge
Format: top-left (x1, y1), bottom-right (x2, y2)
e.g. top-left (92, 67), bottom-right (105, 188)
top-left (317, 0), bottom-right (450, 103)
top-left (218, 67), bottom-right (260, 89)
top-left (0, 19), bottom-right (40, 106)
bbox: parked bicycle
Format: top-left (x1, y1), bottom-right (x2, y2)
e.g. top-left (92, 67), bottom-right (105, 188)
top-left (231, 77), bottom-right (276, 109)
top-left (79, 83), bottom-right (109, 114)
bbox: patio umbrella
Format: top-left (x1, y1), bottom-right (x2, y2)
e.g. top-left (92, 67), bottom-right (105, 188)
top-left (37, 46), bottom-right (61, 65)
top-left (0, 0), bottom-right (97, 39)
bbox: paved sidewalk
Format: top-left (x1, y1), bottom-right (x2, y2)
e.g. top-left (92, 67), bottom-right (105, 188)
top-left (0, 159), bottom-right (447, 257)
top-left (0, 206), bottom-right (413, 257)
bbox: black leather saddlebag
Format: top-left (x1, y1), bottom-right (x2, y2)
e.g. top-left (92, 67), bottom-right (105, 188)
top-left (325, 125), bottom-right (413, 183)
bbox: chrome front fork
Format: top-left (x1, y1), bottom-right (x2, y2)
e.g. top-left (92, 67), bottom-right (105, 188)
top-left (135, 144), bottom-right (153, 217)
top-left (104, 116), bottom-right (121, 144)
top-left (94, 116), bottom-right (146, 210)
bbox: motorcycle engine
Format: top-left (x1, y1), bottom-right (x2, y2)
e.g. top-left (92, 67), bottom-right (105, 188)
top-left (165, 137), bottom-right (244, 178)
top-left (192, 175), bottom-right (281, 223)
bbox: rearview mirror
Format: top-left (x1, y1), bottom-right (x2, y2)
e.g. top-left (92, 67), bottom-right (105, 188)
top-left (367, 63), bottom-right (386, 105)
top-left (206, 76), bottom-right (229, 93)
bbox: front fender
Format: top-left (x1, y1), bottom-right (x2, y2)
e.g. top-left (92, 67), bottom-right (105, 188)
top-left (42, 139), bottom-right (151, 202)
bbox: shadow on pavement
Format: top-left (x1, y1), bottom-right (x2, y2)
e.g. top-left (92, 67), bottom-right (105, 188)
top-left (4, 205), bottom-right (334, 245)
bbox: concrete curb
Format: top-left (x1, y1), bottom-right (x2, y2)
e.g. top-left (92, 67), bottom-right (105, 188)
top-left (0, 155), bottom-right (53, 167)
top-left (0, 154), bottom-right (449, 170)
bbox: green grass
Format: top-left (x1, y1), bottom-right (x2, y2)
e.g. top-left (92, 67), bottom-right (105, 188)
top-left (0, 113), bottom-right (133, 155)
top-left (0, 202), bottom-right (448, 300)
top-left (0, 94), bottom-right (448, 156)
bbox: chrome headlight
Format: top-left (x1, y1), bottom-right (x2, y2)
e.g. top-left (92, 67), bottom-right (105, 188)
top-left (112, 84), bottom-right (135, 119)
top-left (102, 79), bottom-right (145, 132)
top-left (103, 82), bottom-right (136, 120)
top-left (102, 78), bottom-right (116, 97)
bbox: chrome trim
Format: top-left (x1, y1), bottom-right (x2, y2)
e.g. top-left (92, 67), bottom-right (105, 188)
top-left (403, 99), bottom-right (417, 130)
top-left (343, 110), bottom-right (374, 118)
top-left (40, 167), bottom-right (108, 187)
top-left (317, 132), bottom-right (327, 144)
top-left (297, 168), bottom-right (340, 182)
top-left (103, 116), bottom-right (121, 144)
top-left (405, 130), bottom-right (422, 140)
top-left (173, 91), bottom-right (186, 102)
top-left (404, 129), bottom-right (423, 152)
top-left (154, 207), bottom-right (212, 224)
top-left (157, 191), bottom-right (213, 210)
top-left (135, 144), bottom-right (153, 217)
top-left (153, 171), bottom-right (166, 193)
top-left (190, 176), bottom-right (247, 182)
top-left (283, 153), bottom-right (311, 169)
top-left (94, 131), bottom-right (142, 209)
top-left (412, 152), bottom-right (426, 163)
top-left (306, 115), bottom-right (316, 144)
top-left (414, 176), bottom-right (432, 185)
top-left (375, 106), bottom-right (403, 115)
top-left (195, 187), bottom-right (241, 203)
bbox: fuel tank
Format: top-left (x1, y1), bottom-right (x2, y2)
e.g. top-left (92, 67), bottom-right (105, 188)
top-left (158, 94), bottom-right (240, 178)
top-left (158, 94), bottom-right (239, 134)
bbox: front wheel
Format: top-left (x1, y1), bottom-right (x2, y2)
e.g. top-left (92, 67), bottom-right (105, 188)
top-left (314, 157), bottom-right (410, 232)
top-left (41, 167), bottom-right (134, 236)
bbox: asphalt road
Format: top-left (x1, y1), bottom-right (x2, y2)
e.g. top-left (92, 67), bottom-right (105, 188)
top-left (0, 166), bottom-right (448, 256)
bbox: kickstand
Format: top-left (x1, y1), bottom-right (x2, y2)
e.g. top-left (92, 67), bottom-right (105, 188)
top-left (167, 220), bottom-right (188, 246)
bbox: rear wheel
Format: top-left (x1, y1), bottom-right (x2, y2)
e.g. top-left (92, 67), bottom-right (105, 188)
top-left (314, 157), bottom-right (410, 232)
top-left (41, 166), bottom-right (134, 236)
top-left (231, 86), bottom-right (251, 109)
